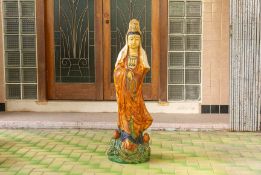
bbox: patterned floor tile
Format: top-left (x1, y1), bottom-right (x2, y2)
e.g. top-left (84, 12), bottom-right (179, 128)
top-left (0, 129), bottom-right (260, 175)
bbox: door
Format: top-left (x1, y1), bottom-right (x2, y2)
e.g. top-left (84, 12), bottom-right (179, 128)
top-left (45, 0), bottom-right (159, 100)
top-left (103, 0), bottom-right (160, 100)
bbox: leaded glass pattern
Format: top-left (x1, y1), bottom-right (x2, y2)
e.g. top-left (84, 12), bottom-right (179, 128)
top-left (3, 0), bottom-right (37, 100)
top-left (110, 0), bottom-right (152, 83)
top-left (54, 0), bottom-right (95, 83)
top-left (168, 0), bottom-right (202, 101)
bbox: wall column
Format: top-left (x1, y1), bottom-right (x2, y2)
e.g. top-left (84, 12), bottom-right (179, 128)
top-left (230, 0), bottom-right (261, 131)
top-left (0, 1), bottom-right (6, 111)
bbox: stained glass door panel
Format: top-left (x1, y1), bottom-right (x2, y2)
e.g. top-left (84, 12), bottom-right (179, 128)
top-left (110, 0), bottom-right (152, 83)
top-left (46, 0), bottom-right (103, 100)
top-left (103, 0), bottom-right (159, 100)
top-left (54, 0), bottom-right (95, 83)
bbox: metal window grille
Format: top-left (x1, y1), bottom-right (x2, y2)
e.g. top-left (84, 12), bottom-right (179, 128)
top-left (168, 0), bottom-right (202, 101)
top-left (3, 0), bottom-right (37, 100)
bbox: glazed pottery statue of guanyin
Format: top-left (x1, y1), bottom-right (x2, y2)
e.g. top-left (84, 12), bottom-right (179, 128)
top-left (107, 19), bottom-right (153, 164)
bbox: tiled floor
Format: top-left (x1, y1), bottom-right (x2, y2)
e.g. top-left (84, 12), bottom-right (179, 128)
top-left (0, 129), bottom-right (260, 175)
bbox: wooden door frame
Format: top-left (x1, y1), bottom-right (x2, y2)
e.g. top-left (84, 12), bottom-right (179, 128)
top-left (43, 0), bottom-right (103, 100)
top-left (36, 0), bottom-right (47, 102)
top-left (103, 0), bottom-right (160, 100)
top-left (159, 0), bottom-right (168, 102)
top-left (36, 0), bottom-right (168, 102)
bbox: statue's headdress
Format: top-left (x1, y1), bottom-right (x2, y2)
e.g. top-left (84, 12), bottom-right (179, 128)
top-left (127, 19), bottom-right (142, 36)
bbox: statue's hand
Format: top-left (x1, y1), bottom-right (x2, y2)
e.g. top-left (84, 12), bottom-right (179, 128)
top-left (127, 71), bottom-right (133, 80)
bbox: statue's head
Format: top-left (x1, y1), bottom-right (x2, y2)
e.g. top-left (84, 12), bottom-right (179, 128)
top-left (127, 19), bottom-right (141, 49)
top-left (115, 19), bottom-right (150, 68)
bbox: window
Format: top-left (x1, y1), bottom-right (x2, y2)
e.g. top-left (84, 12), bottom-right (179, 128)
top-left (3, 0), bottom-right (37, 99)
top-left (168, 0), bottom-right (202, 101)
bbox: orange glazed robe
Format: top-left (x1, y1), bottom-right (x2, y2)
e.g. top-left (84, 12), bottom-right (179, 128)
top-left (114, 49), bottom-right (153, 139)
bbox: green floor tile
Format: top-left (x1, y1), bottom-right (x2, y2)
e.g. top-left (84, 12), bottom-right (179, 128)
top-left (0, 129), bottom-right (260, 175)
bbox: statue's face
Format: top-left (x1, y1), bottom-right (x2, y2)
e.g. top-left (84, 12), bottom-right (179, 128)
top-left (127, 34), bottom-right (141, 49)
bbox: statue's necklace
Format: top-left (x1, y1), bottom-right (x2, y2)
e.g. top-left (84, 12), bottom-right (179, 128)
top-left (127, 55), bottom-right (138, 69)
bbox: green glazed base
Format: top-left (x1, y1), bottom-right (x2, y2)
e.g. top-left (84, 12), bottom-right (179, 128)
top-left (107, 138), bottom-right (150, 164)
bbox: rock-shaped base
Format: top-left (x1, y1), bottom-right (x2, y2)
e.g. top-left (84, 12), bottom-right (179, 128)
top-left (107, 138), bottom-right (150, 164)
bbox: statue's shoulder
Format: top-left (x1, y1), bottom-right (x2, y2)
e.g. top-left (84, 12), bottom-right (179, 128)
top-left (119, 46), bottom-right (128, 55)
top-left (141, 48), bottom-right (147, 57)
top-left (141, 48), bottom-right (150, 69)
top-left (115, 46), bottom-right (128, 67)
